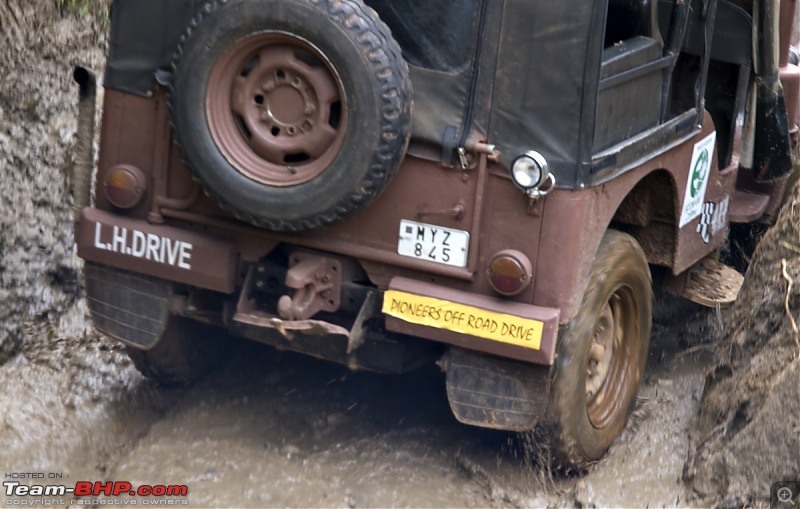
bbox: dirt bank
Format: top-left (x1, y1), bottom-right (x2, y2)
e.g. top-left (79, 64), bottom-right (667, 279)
top-left (0, 0), bottom-right (103, 362)
top-left (0, 0), bottom-right (146, 482)
top-left (686, 182), bottom-right (800, 506)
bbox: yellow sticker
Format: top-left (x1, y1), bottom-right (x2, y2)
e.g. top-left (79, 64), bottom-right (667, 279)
top-left (382, 290), bottom-right (543, 350)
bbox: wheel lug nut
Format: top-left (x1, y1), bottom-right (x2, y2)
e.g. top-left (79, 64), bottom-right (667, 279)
top-left (304, 104), bottom-right (316, 115)
top-left (287, 126), bottom-right (296, 136)
top-left (263, 81), bottom-right (275, 92)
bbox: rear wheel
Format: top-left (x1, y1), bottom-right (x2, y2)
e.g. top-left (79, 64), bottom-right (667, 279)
top-left (544, 230), bottom-right (652, 468)
top-left (126, 317), bottom-right (227, 386)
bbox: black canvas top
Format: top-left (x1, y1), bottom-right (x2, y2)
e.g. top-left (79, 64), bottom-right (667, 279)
top-left (105, 0), bottom-right (784, 188)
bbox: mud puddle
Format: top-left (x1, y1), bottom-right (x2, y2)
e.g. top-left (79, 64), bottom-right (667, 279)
top-left (574, 341), bottom-right (709, 508)
top-left (108, 344), bottom-right (542, 508)
top-left (98, 296), bottom-right (711, 508)
top-left (0, 297), bottom-right (711, 508)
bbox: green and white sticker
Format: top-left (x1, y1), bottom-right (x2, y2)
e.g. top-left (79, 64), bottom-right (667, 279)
top-left (679, 131), bottom-right (716, 228)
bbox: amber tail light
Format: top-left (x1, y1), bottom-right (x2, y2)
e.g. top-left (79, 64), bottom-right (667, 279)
top-left (104, 164), bottom-right (146, 209)
top-left (487, 250), bottom-right (533, 296)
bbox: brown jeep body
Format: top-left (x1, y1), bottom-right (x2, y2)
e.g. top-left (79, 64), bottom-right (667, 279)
top-left (73, 0), bottom-right (799, 465)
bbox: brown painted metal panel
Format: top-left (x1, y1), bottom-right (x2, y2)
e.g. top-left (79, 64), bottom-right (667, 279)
top-left (533, 112), bottom-right (737, 322)
top-left (93, 89), bottom-right (736, 335)
top-left (668, 116), bottom-right (737, 273)
top-left (533, 188), bottom-right (601, 324)
top-left (77, 208), bottom-right (237, 293)
top-left (95, 90), bottom-right (164, 220)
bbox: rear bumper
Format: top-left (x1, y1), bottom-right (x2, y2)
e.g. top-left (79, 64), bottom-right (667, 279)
top-left (76, 208), bottom-right (237, 294)
top-left (77, 209), bottom-right (559, 366)
top-left (383, 277), bottom-right (560, 365)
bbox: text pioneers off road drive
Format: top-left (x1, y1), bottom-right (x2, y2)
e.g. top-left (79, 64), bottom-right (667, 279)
top-left (71, 0), bottom-right (800, 467)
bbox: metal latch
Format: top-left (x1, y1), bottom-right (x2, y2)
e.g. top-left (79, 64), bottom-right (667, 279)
top-left (457, 142), bottom-right (501, 170)
top-left (457, 147), bottom-right (470, 170)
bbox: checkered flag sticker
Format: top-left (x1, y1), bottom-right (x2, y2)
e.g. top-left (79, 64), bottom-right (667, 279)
top-left (697, 201), bottom-right (715, 244)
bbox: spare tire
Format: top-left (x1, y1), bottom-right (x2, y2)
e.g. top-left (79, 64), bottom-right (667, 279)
top-left (170, 0), bottom-right (412, 231)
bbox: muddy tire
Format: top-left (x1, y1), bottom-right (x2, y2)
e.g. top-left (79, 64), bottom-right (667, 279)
top-left (544, 230), bottom-right (652, 469)
top-left (170, 0), bottom-right (412, 231)
top-left (126, 317), bottom-right (227, 386)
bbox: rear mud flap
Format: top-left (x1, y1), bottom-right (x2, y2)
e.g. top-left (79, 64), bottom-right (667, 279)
top-left (85, 262), bottom-right (172, 350)
top-left (444, 347), bottom-right (551, 431)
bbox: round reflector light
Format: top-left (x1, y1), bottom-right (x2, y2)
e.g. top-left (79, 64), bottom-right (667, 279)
top-left (487, 250), bottom-right (533, 296)
top-left (104, 164), bottom-right (146, 209)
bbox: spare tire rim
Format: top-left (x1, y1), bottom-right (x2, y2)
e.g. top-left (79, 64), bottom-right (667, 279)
top-left (585, 285), bottom-right (638, 429)
top-left (207, 32), bottom-right (347, 187)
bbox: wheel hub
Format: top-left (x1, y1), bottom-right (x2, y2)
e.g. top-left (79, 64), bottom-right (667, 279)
top-left (207, 35), bottom-right (346, 187)
top-left (264, 82), bottom-right (307, 127)
top-left (585, 289), bottom-right (637, 430)
top-left (586, 300), bottom-right (615, 400)
top-left (243, 52), bottom-right (332, 150)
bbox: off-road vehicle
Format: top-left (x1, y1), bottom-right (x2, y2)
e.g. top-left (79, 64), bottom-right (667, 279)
top-left (73, 0), bottom-right (799, 467)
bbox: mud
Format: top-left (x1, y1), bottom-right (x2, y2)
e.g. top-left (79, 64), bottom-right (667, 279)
top-left (685, 180), bottom-right (800, 506)
top-left (0, 2), bottom-right (757, 508)
top-left (104, 316), bottom-right (710, 508)
top-left (0, 0), bottom-right (143, 481)
top-left (0, 0), bottom-right (102, 362)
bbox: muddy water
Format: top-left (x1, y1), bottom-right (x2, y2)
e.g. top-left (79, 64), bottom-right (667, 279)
top-left (107, 345), bottom-right (537, 508)
top-left (0, 295), bottom-right (713, 508)
top-left (103, 302), bottom-right (710, 508)
top-left (576, 346), bottom-right (708, 508)
top-left (118, 348), bottom-right (706, 508)
top-left (0, 3), bottom-right (715, 508)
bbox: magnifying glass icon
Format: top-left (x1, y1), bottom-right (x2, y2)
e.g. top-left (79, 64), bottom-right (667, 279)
top-left (779, 487), bottom-right (795, 505)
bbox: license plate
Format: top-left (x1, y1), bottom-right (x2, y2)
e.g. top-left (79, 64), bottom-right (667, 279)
top-left (397, 220), bottom-right (469, 267)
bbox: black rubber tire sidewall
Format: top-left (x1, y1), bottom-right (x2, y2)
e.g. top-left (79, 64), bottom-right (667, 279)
top-left (126, 317), bottom-right (228, 386)
top-left (546, 230), bottom-right (652, 468)
top-left (171, 0), bottom-right (411, 231)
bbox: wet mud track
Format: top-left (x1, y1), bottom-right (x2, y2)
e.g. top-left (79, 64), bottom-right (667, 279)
top-left (1, 295), bottom-right (713, 508)
top-left (116, 334), bottom-right (708, 508)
